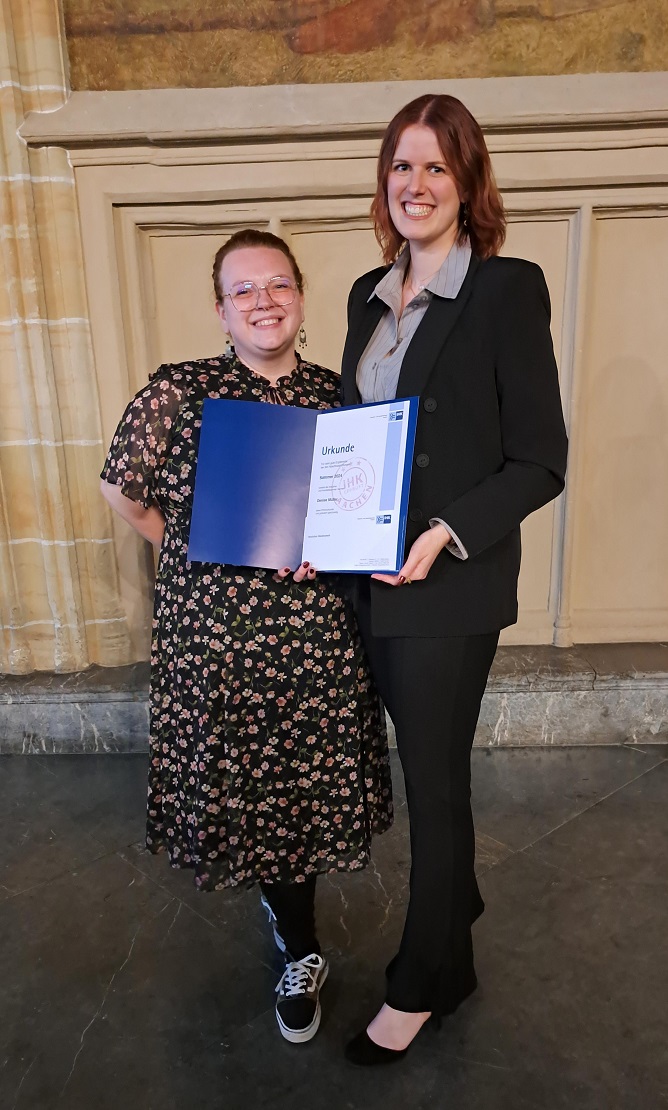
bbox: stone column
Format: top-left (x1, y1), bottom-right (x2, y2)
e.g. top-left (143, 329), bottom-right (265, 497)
top-left (0, 0), bottom-right (131, 672)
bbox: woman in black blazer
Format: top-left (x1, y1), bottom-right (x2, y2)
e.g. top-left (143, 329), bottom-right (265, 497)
top-left (341, 94), bottom-right (568, 1065)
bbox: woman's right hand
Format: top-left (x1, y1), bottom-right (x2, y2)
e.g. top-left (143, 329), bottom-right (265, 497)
top-left (275, 561), bottom-right (317, 584)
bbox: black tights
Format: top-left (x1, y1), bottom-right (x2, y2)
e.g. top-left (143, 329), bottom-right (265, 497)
top-left (260, 876), bottom-right (320, 961)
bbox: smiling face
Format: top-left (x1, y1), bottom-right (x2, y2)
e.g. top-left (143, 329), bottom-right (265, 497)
top-left (387, 124), bottom-right (464, 256)
top-left (215, 246), bottom-right (304, 368)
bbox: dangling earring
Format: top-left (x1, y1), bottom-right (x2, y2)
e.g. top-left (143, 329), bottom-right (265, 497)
top-left (298, 324), bottom-right (307, 349)
top-left (224, 335), bottom-right (233, 357)
top-left (461, 201), bottom-right (470, 233)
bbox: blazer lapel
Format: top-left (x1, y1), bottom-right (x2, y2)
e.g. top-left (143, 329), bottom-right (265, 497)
top-left (395, 254), bottom-right (481, 400)
top-left (340, 289), bottom-right (387, 406)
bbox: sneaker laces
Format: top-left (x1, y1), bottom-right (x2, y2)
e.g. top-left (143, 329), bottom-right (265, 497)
top-left (260, 893), bottom-right (276, 925)
top-left (260, 893), bottom-right (286, 953)
top-left (277, 955), bottom-right (322, 997)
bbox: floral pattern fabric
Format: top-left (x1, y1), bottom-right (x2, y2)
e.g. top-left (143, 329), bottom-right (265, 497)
top-left (101, 351), bottom-right (393, 890)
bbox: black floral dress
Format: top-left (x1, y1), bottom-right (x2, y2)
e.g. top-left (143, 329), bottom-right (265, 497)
top-left (101, 351), bottom-right (393, 891)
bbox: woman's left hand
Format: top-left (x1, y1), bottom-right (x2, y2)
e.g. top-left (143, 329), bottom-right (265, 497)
top-left (371, 526), bottom-right (451, 587)
top-left (275, 561), bottom-right (317, 583)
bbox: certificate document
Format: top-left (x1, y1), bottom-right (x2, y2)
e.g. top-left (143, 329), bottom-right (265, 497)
top-left (301, 400), bottom-right (418, 572)
top-left (188, 396), bottom-right (418, 574)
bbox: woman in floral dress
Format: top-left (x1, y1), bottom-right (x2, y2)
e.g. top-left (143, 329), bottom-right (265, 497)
top-left (100, 229), bottom-right (392, 1044)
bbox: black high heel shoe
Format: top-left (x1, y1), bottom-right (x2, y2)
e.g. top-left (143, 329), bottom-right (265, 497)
top-left (345, 1010), bottom-right (438, 1067)
top-left (344, 1029), bottom-right (409, 1067)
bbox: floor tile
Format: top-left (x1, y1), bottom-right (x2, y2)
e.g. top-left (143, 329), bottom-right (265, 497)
top-left (474, 831), bottom-right (515, 875)
top-left (0, 853), bottom-right (275, 1110)
top-left (628, 741), bottom-right (668, 758)
top-left (24, 753), bottom-right (149, 850)
top-left (525, 759), bottom-right (668, 884)
top-left (0, 756), bottom-right (108, 895)
top-left (473, 850), bottom-right (668, 1107)
top-left (1, 746), bottom-right (666, 1109)
top-left (471, 745), bottom-right (663, 851)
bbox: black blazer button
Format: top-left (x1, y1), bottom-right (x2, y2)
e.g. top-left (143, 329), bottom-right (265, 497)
top-left (409, 508), bottom-right (423, 522)
top-left (415, 453), bottom-right (430, 468)
top-left (423, 397), bottom-right (437, 413)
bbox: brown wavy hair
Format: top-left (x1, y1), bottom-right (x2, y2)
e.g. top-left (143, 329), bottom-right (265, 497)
top-left (212, 228), bottom-right (305, 305)
top-left (371, 94), bottom-right (506, 263)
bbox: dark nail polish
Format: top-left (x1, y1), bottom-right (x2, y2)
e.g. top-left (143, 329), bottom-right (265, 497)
top-left (302, 561), bottom-right (310, 568)
top-left (398, 575), bottom-right (406, 584)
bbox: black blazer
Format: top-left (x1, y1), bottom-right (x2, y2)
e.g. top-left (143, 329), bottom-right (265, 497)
top-left (341, 254), bottom-right (568, 637)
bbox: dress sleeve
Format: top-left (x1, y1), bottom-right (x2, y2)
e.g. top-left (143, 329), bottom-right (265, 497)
top-left (100, 370), bottom-right (184, 509)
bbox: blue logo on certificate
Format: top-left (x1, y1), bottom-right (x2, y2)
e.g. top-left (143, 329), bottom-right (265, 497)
top-left (376, 514), bottom-right (392, 524)
top-left (389, 410), bottom-right (404, 422)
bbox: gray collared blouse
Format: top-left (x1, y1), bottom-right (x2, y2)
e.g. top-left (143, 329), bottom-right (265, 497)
top-left (355, 240), bottom-right (473, 560)
top-left (357, 240), bottom-right (472, 405)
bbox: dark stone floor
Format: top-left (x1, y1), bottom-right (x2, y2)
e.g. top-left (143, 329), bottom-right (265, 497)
top-left (1, 745), bottom-right (667, 1109)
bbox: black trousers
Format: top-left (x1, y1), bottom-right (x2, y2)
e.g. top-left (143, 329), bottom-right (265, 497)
top-left (356, 582), bottom-right (499, 1015)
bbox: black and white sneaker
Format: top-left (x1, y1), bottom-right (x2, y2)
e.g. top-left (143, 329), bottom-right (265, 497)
top-left (275, 954), bottom-right (328, 1043)
top-left (260, 893), bottom-right (287, 955)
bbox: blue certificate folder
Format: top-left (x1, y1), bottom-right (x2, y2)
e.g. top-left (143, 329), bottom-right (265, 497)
top-left (187, 396), bottom-right (418, 574)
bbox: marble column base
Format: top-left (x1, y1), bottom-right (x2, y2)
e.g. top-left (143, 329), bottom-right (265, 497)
top-left (474, 642), bottom-right (668, 747)
top-left (0, 664), bottom-right (150, 753)
top-left (1, 645), bottom-right (667, 753)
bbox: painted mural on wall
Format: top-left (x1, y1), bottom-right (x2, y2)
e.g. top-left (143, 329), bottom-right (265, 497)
top-left (63, 0), bottom-right (667, 90)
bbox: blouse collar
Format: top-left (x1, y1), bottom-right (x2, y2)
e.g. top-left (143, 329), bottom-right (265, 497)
top-left (369, 239), bottom-right (472, 313)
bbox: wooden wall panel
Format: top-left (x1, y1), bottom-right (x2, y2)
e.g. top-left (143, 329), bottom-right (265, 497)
top-left (571, 211), bottom-right (668, 640)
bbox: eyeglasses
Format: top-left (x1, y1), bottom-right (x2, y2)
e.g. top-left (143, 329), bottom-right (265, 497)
top-left (223, 276), bottom-right (298, 312)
